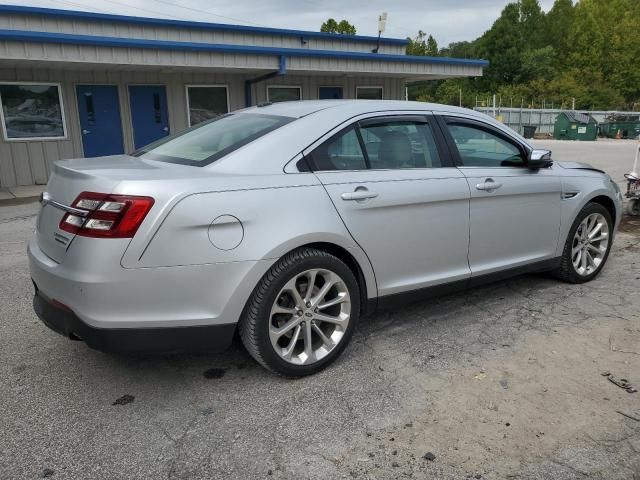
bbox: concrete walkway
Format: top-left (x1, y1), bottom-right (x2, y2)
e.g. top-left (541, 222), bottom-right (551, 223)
top-left (0, 185), bottom-right (45, 204)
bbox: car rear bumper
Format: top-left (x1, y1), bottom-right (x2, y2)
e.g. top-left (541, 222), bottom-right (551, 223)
top-left (28, 235), bottom-right (272, 330)
top-left (33, 287), bottom-right (236, 353)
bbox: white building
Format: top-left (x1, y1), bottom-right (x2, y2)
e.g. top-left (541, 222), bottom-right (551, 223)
top-left (0, 5), bottom-right (488, 188)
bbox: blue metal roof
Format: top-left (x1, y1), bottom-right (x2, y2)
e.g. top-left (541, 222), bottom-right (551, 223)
top-left (0, 4), bottom-right (409, 46)
top-left (0, 29), bottom-right (490, 67)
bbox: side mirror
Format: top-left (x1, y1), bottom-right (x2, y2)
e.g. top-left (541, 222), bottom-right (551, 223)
top-left (528, 149), bottom-right (553, 169)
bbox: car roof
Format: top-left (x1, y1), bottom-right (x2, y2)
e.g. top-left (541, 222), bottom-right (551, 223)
top-left (240, 100), bottom-right (472, 119)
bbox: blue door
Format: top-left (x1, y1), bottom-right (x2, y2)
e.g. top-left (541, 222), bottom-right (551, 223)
top-left (128, 85), bottom-right (170, 149)
top-left (319, 87), bottom-right (343, 100)
top-left (76, 85), bottom-right (124, 157)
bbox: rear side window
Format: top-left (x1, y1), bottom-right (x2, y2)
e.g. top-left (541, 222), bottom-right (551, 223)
top-left (447, 123), bottom-right (525, 167)
top-left (135, 113), bottom-right (293, 166)
top-left (360, 121), bottom-right (442, 169)
top-left (307, 119), bottom-right (443, 171)
top-left (307, 127), bottom-right (368, 171)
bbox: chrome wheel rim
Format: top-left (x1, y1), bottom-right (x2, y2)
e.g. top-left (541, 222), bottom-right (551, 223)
top-left (572, 213), bottom-right (610, 276)
top-left (269, 268), bottom-right (351, 365)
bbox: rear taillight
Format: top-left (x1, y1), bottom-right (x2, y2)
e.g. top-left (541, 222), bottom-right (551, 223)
top-left (59, 191), bottom-right (154, 238)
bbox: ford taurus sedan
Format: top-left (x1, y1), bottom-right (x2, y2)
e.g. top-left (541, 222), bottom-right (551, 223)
top-left (29, 100), bottom-right (623, 376)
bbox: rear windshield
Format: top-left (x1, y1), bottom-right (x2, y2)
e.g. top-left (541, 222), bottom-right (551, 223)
top-left (134, 113), bottom-right (293, 166)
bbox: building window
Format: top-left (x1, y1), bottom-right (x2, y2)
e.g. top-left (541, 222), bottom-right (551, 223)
top-left (186, 85), bottom-right (229, 127)
top-left (0, 83), bottom-right (66, 140)
top-left (267, 86), bottom-right (302, 103)
top-left (356, 86), bottom-right (383, 100)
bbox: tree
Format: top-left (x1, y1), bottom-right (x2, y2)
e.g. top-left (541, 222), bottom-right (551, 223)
top-left (544, 0), bottom-right (575, 66)
top-left (407, 0), bottom-right (639, 110)
top-left (476, 3), bottom-right (525, 88)
top-left (320, 18), bottom-right (356, 35)
top-left (406, 31), bottom-right (438, 56)
top-left (439, 41), bottom-right (477, 59)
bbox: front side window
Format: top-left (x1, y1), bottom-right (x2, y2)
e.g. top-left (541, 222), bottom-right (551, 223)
top-left (135, 113), bottom-right (292, 166)
top-left (267, 86), bottom-right (301, 103)
top-left (360, 121), bottom-right (442, 169)
top-left (186, 85), bottom-right (228, 127)
top-left (356, 87), bottom-right (383, 100)
top-left (447, 123), bottom-right (525, 167)
top-left (308, 127), bottom-right (367, 171)
top-left (0, 83), bottom-right (65, 139)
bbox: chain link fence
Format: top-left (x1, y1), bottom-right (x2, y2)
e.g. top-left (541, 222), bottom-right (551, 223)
top-left (474, 107), bottom-right (640, 137)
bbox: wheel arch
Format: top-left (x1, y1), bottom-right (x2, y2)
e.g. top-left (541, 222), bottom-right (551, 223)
top-left (299, 242), bottom-right (375, 315)
top-left (587, 194), bottom-right (617, 223)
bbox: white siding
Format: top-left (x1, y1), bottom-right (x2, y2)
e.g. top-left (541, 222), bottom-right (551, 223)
top-left (0, 68), bottom-right (406, 187)
top-left (0, 12), bottom-right (406, 55)
top-left (0, 41), bottom-right (483, 78)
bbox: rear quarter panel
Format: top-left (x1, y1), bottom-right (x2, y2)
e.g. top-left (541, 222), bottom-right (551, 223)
top-left (120, 174), bottom-right (377, 298)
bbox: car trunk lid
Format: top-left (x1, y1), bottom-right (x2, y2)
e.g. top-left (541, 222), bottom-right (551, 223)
top-left (35, 155), bottom-right (162, 262)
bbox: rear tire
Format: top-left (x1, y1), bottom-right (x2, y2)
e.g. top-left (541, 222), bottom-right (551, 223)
top-left (239, 248), bottom-right (360, 377)
top-left (553, 202), bottom-right (613, 284)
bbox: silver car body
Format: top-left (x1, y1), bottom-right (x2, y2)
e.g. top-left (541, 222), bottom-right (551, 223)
top-left (28, 100), bottom-right (623, 345)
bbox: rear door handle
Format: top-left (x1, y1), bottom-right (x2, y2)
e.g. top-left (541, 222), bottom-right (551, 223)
top-left (341, 191), bottom-right (378, 201)
top-left (475, 179), bottom-right (502, 191)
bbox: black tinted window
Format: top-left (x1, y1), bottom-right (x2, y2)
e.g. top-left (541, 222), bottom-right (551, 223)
top-left (360, 121), bottom-right (442, 169)
top-left (447, 124), bottom-right (524, 167)
top-left (308, 127), bottom-right (367, 171)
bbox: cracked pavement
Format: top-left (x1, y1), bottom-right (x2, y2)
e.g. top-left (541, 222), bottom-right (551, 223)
top-left (1, 141), bottom-right (639, 479)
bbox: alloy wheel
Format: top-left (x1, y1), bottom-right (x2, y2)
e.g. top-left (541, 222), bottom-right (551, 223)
top-left (268, 268), bottom-right (351, 365)
top-left (571, 212), bottom-right (610, 276)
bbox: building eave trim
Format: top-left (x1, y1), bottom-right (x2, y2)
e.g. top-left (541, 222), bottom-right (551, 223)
top-left (0, 29), bottom-right (490, 67)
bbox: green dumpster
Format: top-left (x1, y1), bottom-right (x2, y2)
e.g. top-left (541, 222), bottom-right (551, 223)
top-left (599, 114), bottom-right (640, 139)
top-left (553, 111), bottom-right (598, 141)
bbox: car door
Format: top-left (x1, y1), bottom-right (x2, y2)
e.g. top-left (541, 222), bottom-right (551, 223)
top-left (439, 115), bottom-right (562, 277)
top-left (307, 115), bottom-right (471, 297)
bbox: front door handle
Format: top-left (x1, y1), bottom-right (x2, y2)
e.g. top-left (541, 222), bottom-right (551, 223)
top-left (341, 190), bottom-right (378, 201)
top-left (82, 129), bottom-right (91, 135)
top-left (476, 179), bottom-right (502, 191)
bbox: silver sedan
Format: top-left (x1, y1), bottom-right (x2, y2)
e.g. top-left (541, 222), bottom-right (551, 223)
top-left (29, 100), bottom-right (623, 376)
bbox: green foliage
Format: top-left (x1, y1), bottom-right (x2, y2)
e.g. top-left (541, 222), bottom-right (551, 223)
top-left (406, 31), bottom-right (439, 56)
top-left (405, 0), bottom-right (640, 110)
top-left (320, 18), bottom-right (356, 35)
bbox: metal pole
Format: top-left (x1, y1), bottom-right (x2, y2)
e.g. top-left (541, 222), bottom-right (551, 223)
top-left (493, 94), bottom-right (496, 118)
top-left (519, 97), bottom-right (523, 134)
top-left (459, 88), bottom-right (462, 107)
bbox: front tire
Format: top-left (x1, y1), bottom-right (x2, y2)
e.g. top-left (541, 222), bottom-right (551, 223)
top-left (553, 202), bottom-right (613, 284)
top-left (239, 248), bottom-right (360, 377)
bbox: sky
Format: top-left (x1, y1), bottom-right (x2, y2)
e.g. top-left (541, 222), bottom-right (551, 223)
top-left (2, 0), bottom-right (556, 46)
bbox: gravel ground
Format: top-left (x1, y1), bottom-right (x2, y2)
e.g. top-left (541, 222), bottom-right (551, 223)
top-left (1, 141), bottom-right (639, 479)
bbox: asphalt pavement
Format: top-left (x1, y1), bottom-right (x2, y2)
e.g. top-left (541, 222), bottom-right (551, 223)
top-left (1, 140), bottom-right (639, 479)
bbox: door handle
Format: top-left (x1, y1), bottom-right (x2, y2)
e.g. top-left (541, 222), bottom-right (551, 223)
top-left (162, 126), bottom-right (169, 132)
top-left (341, 190), bottom-right (378, 201)
top-left (475, 179), bottom-right (502, 191)
top-left (82, 129), bottom-right (91, 134)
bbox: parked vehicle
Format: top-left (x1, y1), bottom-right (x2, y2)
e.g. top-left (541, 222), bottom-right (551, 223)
top-left (29, 100), bottom-right (623, 376)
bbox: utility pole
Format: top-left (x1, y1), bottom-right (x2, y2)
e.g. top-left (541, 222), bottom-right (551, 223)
top-left (572, 97), bottom-right (576, 110)
top-left (459, 88), bottom-right (462, 107)
top-left (492, 94), bottom-right (496, 118)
